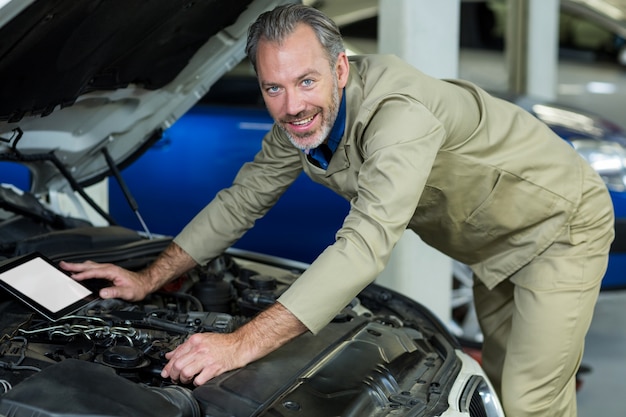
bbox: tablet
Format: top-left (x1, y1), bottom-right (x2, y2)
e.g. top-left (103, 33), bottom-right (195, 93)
top-left (0, 252), bottom-right (99, 321)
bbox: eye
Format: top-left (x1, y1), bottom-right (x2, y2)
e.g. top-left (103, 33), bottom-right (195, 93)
top-left (302, 79), bottom-right (314, 87)
top-left (265, 85), bottom-right (281, 96)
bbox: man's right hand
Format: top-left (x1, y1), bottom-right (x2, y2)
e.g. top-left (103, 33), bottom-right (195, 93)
top-left (60, 260), bottom-right (152, 301)
top-left (60, 242), bottom-right (198, 302)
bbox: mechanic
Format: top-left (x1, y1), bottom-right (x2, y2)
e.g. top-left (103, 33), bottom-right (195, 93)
top-left (61, 4), bottom-right (614, 416)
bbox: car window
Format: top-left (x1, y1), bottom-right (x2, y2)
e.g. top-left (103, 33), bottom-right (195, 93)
top-left (461, 0), bottom-right (624, 65)
top-left (559, 9), bottom-right (622, 63)
top-left (460, 1), bottom-right (505, 50)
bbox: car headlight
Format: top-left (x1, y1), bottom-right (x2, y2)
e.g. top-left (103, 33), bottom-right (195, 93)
top-left (571, 139), bottom-right (626, 192)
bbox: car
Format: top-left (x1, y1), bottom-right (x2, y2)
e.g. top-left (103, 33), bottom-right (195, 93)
top-left (0, 1), bottom-right (504, 416)
top-left (459, 0), bottom-right (626, 131)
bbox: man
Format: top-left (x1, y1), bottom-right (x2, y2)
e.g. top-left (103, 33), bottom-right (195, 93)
top-left (62, 4), bottom-right (614, 416)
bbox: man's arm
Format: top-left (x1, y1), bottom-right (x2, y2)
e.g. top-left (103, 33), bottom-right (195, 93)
top-left (142, 241), bottom-right (197, 291)
top-left (162, 301), bottom-right (307, 385)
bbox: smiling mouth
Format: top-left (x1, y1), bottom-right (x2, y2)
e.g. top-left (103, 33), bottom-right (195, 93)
top-left (291, 115), bottom-right (314, 126)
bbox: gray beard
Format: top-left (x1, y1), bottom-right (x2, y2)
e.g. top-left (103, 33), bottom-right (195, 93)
top-left (282, 80), bottom-right (340, 151)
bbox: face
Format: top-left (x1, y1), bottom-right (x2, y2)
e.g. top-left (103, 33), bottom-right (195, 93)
top-left (255, 23), bottom-right (349, 151)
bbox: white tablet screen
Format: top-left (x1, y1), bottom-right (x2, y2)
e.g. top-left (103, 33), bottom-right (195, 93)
top-left (0, 253), bottom-right (96, 319)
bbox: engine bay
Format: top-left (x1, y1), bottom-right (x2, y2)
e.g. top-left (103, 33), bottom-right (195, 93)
top-left (0, 222), bottom-right (465, 417)
top-left (0, 252), bottom-right (301, 390)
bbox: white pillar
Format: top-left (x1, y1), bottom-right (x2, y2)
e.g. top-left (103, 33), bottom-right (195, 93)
top-left (375, 0), bottom-right (457, 323)
top-left (508, 0), bottom-right (560, 101)
top-left (527, 0), bottom-right (559, 101)
top-left (378, 0), bottom-right (459, 79)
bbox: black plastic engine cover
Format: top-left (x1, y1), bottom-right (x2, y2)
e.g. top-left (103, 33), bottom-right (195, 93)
top-left (0, 359), bottom-right (194, 417)
top-left (192, 315), bottom-right (458, 417)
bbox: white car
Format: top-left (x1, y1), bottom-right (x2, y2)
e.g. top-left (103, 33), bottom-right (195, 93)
top-left (0, 1), bottom-right (503, 416)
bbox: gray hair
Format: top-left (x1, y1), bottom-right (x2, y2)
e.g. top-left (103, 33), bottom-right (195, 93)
top-left (245, 4), bottom-right (345, 72)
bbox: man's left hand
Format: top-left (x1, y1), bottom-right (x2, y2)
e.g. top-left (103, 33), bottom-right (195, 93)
top-left (161, 332), bottom-right (248, 385)
top-left (161, 302), bottom-right (308, 386)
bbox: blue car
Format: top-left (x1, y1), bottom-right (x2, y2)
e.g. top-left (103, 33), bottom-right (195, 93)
top-left (109, 74), bottom-right (626, 290)
top-left (529, 100), bottom-right (626, 289)
top-left (109, 100), bottom-right (350, 264)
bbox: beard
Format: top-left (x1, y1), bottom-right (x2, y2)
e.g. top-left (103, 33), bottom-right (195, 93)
top-left (278, 78), bottom-right (340, 152)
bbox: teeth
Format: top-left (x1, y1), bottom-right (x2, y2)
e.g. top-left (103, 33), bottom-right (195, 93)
top-left (292, 116), bottom-right (314, 126)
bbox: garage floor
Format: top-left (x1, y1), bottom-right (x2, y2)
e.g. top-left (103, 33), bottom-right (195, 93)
top-left (577, 289), bottom-right (626, 416)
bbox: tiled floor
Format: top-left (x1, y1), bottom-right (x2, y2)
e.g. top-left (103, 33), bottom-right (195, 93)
top-left (577, 289), bottom-right (626, 416)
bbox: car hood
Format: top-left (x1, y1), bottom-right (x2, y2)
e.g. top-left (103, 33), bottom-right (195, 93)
top-left (565, 0), bottom-right (626, 35)
top-left (0, 0), bottom-right (287, 193)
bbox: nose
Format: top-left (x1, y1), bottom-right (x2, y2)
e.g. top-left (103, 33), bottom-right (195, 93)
top-left (284, 88), bottom-right (306, 117)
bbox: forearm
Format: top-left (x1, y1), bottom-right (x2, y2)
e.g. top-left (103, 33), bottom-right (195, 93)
top-left (161, 301), bottom-right (308, 385)
top-left (143, 241), bottom-right (198, 292)
top-left (236, 302), bottom-right (308, 364)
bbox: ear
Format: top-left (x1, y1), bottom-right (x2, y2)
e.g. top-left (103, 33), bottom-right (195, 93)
top-left (335, 52), bottom-right (350, 89)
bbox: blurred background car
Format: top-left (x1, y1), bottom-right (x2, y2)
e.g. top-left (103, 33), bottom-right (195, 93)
top-left (319, 0), bottom-right (626, 129)
top-left (459, 0), bottom-right (626, 130)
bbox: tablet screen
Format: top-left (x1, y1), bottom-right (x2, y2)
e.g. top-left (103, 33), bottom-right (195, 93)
top-left (0, 252), bottom-right (98, 321)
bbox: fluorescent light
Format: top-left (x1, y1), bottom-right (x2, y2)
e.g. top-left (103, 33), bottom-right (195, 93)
top-left (587, 81), bottom-right (618, 94)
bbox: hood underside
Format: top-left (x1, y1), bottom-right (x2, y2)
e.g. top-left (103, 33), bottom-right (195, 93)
top-left (1, 0), bottom-right (251, 122)
top-left (0, 0), bottom-right (284, 191)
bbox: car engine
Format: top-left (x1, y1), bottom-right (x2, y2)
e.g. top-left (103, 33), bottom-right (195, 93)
top-left (0, 251), bottom-right (302, 417)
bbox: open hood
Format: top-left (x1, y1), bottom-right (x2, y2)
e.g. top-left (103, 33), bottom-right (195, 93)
top-left (0, 0), bottom-right (289, 194)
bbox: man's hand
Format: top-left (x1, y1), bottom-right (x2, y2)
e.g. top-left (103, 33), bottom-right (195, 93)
top-left (60, 260), bottom-right (152, 301)
top-left (161, 332), bottom-right (247, 385)
top-left (60, 242), bottom-right (197, 301)
top-left (162, 302), bottom-right (308, 385)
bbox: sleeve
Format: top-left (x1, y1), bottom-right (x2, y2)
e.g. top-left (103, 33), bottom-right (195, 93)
top-left (278, 96), bottom-right (447, 334)
top-left (174, 126), bottom-right (303, 265)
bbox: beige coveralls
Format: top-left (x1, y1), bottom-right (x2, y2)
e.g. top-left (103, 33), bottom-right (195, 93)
top-left (175, 55), bottom-right (614, 416)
